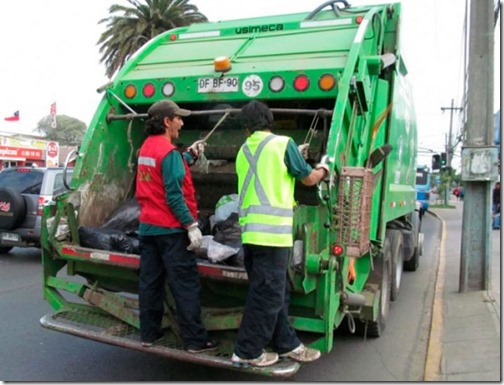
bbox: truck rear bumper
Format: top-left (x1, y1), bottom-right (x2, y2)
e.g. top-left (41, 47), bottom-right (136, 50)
top-left (40, 309), bottom-right (300, 378)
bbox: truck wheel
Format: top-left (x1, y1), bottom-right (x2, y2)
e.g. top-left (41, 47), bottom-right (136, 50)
top-left (363, 238), bottom-right (392, 338)
top-left (0, 246), bottom-right (13, 254)
top-left (404, 211), bottom-right (421, 271)
top-left (387, 229), bottom-right (404, 301)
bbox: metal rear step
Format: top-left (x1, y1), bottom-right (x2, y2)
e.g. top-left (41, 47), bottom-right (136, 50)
top-left (40, 307), bottom-right (300, 378)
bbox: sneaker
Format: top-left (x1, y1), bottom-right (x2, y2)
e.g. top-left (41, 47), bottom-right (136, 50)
top-left (231, 352), bottom-right (279, 367)
top-left (141, 333), bottom-right (164, 347)
top-left (279, 344), bottom-right (321, 362)
top-left (186, 338), bottom-right (220, 354)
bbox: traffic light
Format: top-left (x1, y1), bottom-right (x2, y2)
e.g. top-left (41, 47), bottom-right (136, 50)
top-left (432, 154), bottom-right (441, 170)
top-left (440, 152), bottom-right (447, 166)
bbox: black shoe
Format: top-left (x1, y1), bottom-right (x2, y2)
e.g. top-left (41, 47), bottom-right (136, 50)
top-left (186, 338), bottom-right (220, 354)
top-left (141, 333), bottom-right (164, 347)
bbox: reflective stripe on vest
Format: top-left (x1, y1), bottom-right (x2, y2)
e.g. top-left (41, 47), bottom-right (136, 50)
top-left (237, 133), bottom-right (295, 247)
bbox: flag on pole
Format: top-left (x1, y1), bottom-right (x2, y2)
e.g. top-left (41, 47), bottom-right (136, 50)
top-left (4, 111), bottom-right (19, 122)
top-left (50, 102), bottom-right (57, 128)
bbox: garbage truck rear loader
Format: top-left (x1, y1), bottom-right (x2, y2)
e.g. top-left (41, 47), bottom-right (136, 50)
top-left (41, 0), bottom-right (422, 377)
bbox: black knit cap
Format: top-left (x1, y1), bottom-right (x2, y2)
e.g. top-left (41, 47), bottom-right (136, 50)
top-left (147, 100), bottom-right (191, 118)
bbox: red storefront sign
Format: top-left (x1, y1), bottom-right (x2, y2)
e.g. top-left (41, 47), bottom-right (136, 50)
top-left (0, 145), bottom-right (44, 160)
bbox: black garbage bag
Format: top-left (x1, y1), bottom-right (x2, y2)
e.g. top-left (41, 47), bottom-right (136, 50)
top-left (198, 214), bottom-right (211, 235)
top-left (99, 198), bottom-right (140, 232)
top-left (213, 212), bottom-right (244, 266)
top-left (79, 226), bottom-right (136, 254)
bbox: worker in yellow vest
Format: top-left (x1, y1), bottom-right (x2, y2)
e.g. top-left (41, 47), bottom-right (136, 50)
top-left (231, 100), bottom-right (329, 367)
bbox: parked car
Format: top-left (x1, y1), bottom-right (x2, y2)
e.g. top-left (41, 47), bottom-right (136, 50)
top-left (0, 166), bottom-right (73, 253)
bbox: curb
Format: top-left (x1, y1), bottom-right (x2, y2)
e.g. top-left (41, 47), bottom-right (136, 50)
top-left (423, 210), bottom-right (445, 381)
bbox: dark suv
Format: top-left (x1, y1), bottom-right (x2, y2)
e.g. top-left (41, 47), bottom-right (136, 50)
top-left (0, 167), bottom-right (73, 253)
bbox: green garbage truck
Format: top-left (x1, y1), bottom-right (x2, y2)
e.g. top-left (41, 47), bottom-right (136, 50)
top-left (40, 0), bottom-right (423, 377)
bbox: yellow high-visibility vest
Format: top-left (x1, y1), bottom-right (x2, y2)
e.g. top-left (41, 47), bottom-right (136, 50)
top-left (235, 131), bottom-right (295, 247)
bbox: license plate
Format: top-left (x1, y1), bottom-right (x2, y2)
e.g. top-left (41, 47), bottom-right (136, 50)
top-left (198, 77), bottom-right (239, 93)
top-left (1, 232), bottom-right (20, 242)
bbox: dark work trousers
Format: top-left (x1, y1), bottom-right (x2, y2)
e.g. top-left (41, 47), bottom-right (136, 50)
top-left (139, 232), bottom-right (208, 349)
top-left (234, 244), bottom-right (301, 359)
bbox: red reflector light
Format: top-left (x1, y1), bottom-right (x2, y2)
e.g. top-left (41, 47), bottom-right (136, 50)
top-left (332, 244), bottom-right (344, 256)
top-left (170, 34), bottom-right (177, 41)
top-left (356, 16), bottom-right (363, 24)
top-left (143, 83), bottom-right (156, 98)
top-left (37, 196), bottom-right (46, 216)
top-left (293, 75), bottom-right (310, 92)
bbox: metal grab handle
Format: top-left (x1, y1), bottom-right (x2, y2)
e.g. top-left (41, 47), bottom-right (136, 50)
top-left (63, 149), bottom-right (78, 191)
top-left (304, 0), bottom-right (351, 20)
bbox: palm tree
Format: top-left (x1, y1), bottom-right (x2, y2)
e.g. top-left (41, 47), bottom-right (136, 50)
top-left (98, 0), bottom-right (208, 78)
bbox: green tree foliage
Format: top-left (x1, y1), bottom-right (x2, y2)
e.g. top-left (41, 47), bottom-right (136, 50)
top-left (97, 0), bottom-right (208, 78)
top-left (35, 115), bottom-right (87, 146)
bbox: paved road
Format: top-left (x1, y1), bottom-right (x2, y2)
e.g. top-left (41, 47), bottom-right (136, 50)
top-left (0, 214), bottom-right (441, 381)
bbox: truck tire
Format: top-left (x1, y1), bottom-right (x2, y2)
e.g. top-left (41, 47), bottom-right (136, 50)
top-left (387, 229), bottom-right (404, 301)
top-left (404, 211), bottom-right (421, 271)
top-left (0, 187), bottom-right (26, 230)
top-left (358, 238), bottom-right (392, 338)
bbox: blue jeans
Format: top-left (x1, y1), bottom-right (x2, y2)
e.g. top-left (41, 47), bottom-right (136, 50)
top-left (139, 233), bottom-right (208, 348)
top-left (234, 244), bottom-right (300, 359)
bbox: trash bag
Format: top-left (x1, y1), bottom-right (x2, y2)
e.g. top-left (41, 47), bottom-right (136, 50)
top-left (198, 214), bottom-right (211, 235)
top-left (100, 198), bottom-right (140, 232)
top-left (207, 239), bottom-right (240, 263)
top-left (79, 226), bottom-right (136, 254)
top-left (192, 235), bottom-right (239, 263)
top-left (214, 194), bottom-right (239, 223)
top-left (213, 212), bottom-right (244, 266)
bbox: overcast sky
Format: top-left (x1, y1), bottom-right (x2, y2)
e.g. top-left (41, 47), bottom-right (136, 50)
top-left (0, 0), bottom-right (500, 168)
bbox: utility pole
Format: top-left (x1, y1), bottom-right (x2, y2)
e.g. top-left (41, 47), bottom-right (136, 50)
top-left (459, 0), bottom-right (497, 292)
top-left (441, 99), bottom-right (462, 204)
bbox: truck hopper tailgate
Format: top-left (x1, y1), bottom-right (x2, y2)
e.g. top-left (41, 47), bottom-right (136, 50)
top-left (40, 308), bottom-right (300, 378)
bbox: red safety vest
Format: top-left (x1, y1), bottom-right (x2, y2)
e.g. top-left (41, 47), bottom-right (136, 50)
top-left (136, 135), bottom-right (197, 228)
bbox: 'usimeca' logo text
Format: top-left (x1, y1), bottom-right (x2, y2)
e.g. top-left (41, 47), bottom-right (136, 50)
top-left (235, 24), bottom-right (283, 34)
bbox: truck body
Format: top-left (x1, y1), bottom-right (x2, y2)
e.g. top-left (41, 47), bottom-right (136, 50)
top-left (40, 1), bottom-right (422, 377)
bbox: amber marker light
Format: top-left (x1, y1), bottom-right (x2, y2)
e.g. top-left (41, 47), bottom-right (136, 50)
top-left (124, 84), bottom-right (137, 99)
top-left (332, 244), bottom-right (344, 256)
top-left (214, 56), bottom-right (232, 72)
top-left (293, 75), bottom-right (310, 92)
top-left (319, 74), bottom-right (336, 91)
top-left (143, 83), bottom-right (156, 98)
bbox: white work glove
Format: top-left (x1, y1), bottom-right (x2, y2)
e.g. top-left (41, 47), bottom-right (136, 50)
top-left (188, 140), bottom-right (206, 159)
top-left (315, 162), bottom-right (330, 180)
top-left (186, 222), bottom-right (203, 251)
top-left (297, 143), bottom-right (310, 160)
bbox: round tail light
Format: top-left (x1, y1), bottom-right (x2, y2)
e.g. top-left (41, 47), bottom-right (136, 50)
top-left (293, 75), bottom-right (310, 92)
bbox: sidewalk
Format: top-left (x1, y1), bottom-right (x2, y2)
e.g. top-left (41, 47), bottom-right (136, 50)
top-left (425, 200), bottom-right (501, 381)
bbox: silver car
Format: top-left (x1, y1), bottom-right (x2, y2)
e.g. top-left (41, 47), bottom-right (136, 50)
top-left (0, 166), bottom-right (73, 252)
